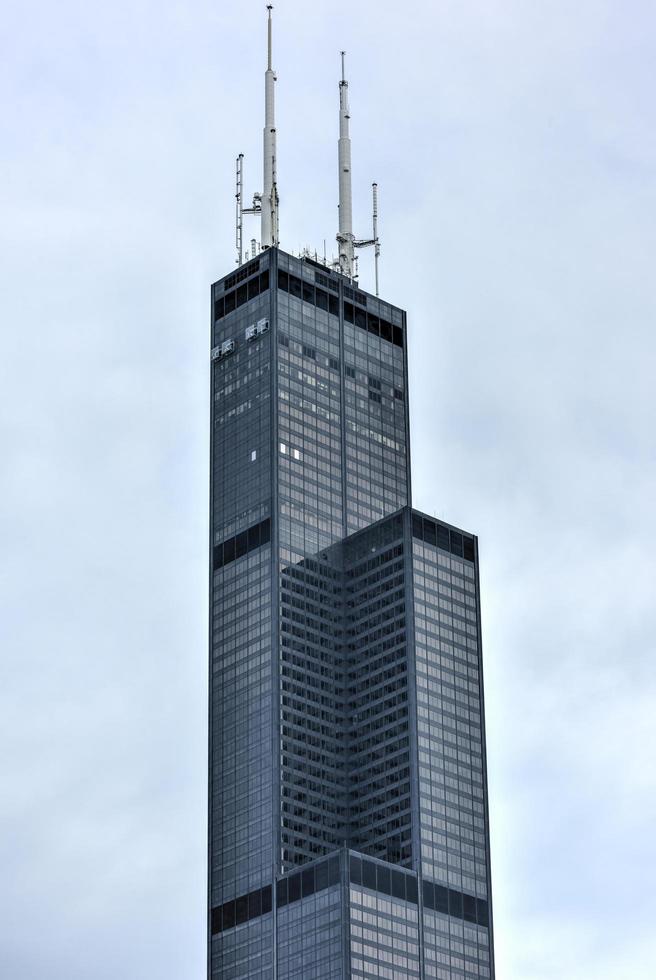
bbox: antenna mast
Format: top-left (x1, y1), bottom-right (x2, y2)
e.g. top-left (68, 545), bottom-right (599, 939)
top-left (235, 154), bottom-right (244, 265)
top-left (337, 52), bottom-right (354, 277)
top-left (262, 5), bottom-right (279, 247)
top-left (372, 182), bottom-right (380, 296)
top-left (335, 55), bottom-right (380, 291)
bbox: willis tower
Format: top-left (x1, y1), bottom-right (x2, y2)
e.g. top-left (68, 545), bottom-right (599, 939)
top-left (208, 9), bottom-right (495, 979)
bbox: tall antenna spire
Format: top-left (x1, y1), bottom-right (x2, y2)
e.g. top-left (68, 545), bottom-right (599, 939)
top-left (337, 51), bottom-right (354, 277)
top-left (262, 5), bottom-right (279, 248)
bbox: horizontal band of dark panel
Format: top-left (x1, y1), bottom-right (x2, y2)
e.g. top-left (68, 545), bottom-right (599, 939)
top-left (314, 268), bottom-right (340, 293)
top-left (349, 854), bottom-right (418, 904)
top-left (214, 268), bottom-right (269, 321)
top-left (211, 884), bottom-right (272, 935)
top-left (422, 878), bottom-right (489, 928)
top-left (412, 513), bottom-right (475, 563)
top-left (221, 258), bottom-right (261, 293)
top-left (213, 518), bottom-right (271, 571)
top-left (278, 270), bottom-right (340, 317)
top-left (277, 271), bottom-right (403, 348)
top-left (276, 852), bottom-right (340, 909)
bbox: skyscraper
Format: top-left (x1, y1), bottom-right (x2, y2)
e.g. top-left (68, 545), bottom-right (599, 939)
top-left (208, 12), bottom-right (494, 979)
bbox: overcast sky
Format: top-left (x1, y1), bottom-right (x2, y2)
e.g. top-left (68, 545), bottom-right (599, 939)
top-left (2, 0), bottom-right (655, 977)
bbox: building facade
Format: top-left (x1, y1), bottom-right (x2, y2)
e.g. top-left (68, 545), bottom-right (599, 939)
top-left (208, 247), bottom-right (494, 978)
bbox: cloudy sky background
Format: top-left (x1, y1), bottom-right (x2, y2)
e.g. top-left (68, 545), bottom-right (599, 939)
top-left (2, 0), bottom-right (655, 976)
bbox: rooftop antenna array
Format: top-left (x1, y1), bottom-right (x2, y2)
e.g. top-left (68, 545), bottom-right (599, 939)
top-left (336, 53), bottom-right (381, 294)
top-left (234, 6), bottom-right (279, 265)
top-left (232, 16), bottom-right (381, 295)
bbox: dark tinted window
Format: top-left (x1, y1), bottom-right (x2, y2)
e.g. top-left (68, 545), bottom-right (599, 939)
top-left (349, 854), bottom-right (362, 886)
top-left (316, 860), bottom-right (329, 891)
top-left (423, 880), bottom-right (434, 909)
top-left (376, 865), bottom-right (391, 896)
top-left (248, 890), bottom-right (261, 919)
top-left (222, 901), bottom-right (235, 930)
top-left (449, 889), bottom-right (463, 918)
top-left (235, 895), bottom-right (248, 925)
top-left (301, 867), bottom-right (314, 897)
top-left (288, 873), bottom-right (301, 902)
top-left (434, 884), bottom-right (449, 914)
top-left (463, 893), bottom-right (477, 923)
top-left (276, 877), bottom-right (288, 907)
top-left (328, 854), bottom-right (340, 886)
top-left (391, 869), bottom-right (405, 900)
top-left (362, 860), bottom-right (376, 891)
top-left (450, 530), bottom-right (464, 557)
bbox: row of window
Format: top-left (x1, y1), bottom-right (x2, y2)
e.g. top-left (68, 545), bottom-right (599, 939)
top-left (349, 855), bottom-right (489, 930)
top-left (279, 270), bottom-right (340, 315)
top-left (212, 518), bottom-right (271, 571)
top-left (344, 302), bottom-right (404, 349)
top-left (278, 271), bottom-right (404, 349)
top-left (276, 853), bottom-right (341, 907)
top-left (349, 854), bottom-right (418, 904)
top-left (221, 257), bottom-right (261, 292)
top-left (210, 884), bottom-right (272, 935)
top-left (422, 879), bottom-right (489, 928)
top-left (211, 857), bottom-right (488, 934)
top-left (412, 515), bottom-right (476, 563)
top-left (315, 269), bottom-right (340, 294)
top-left (343, 283), bottom-right (368, 306)
top-left (214, 269), bottom-right (270, 320)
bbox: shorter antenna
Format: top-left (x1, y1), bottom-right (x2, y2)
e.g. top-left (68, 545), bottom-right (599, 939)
top-left (235, 154), bottom-right (244, 266)
top-left (372, 182), bottom-right (380, 296)
top-left (353, 182), bottom-right (381, 295)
